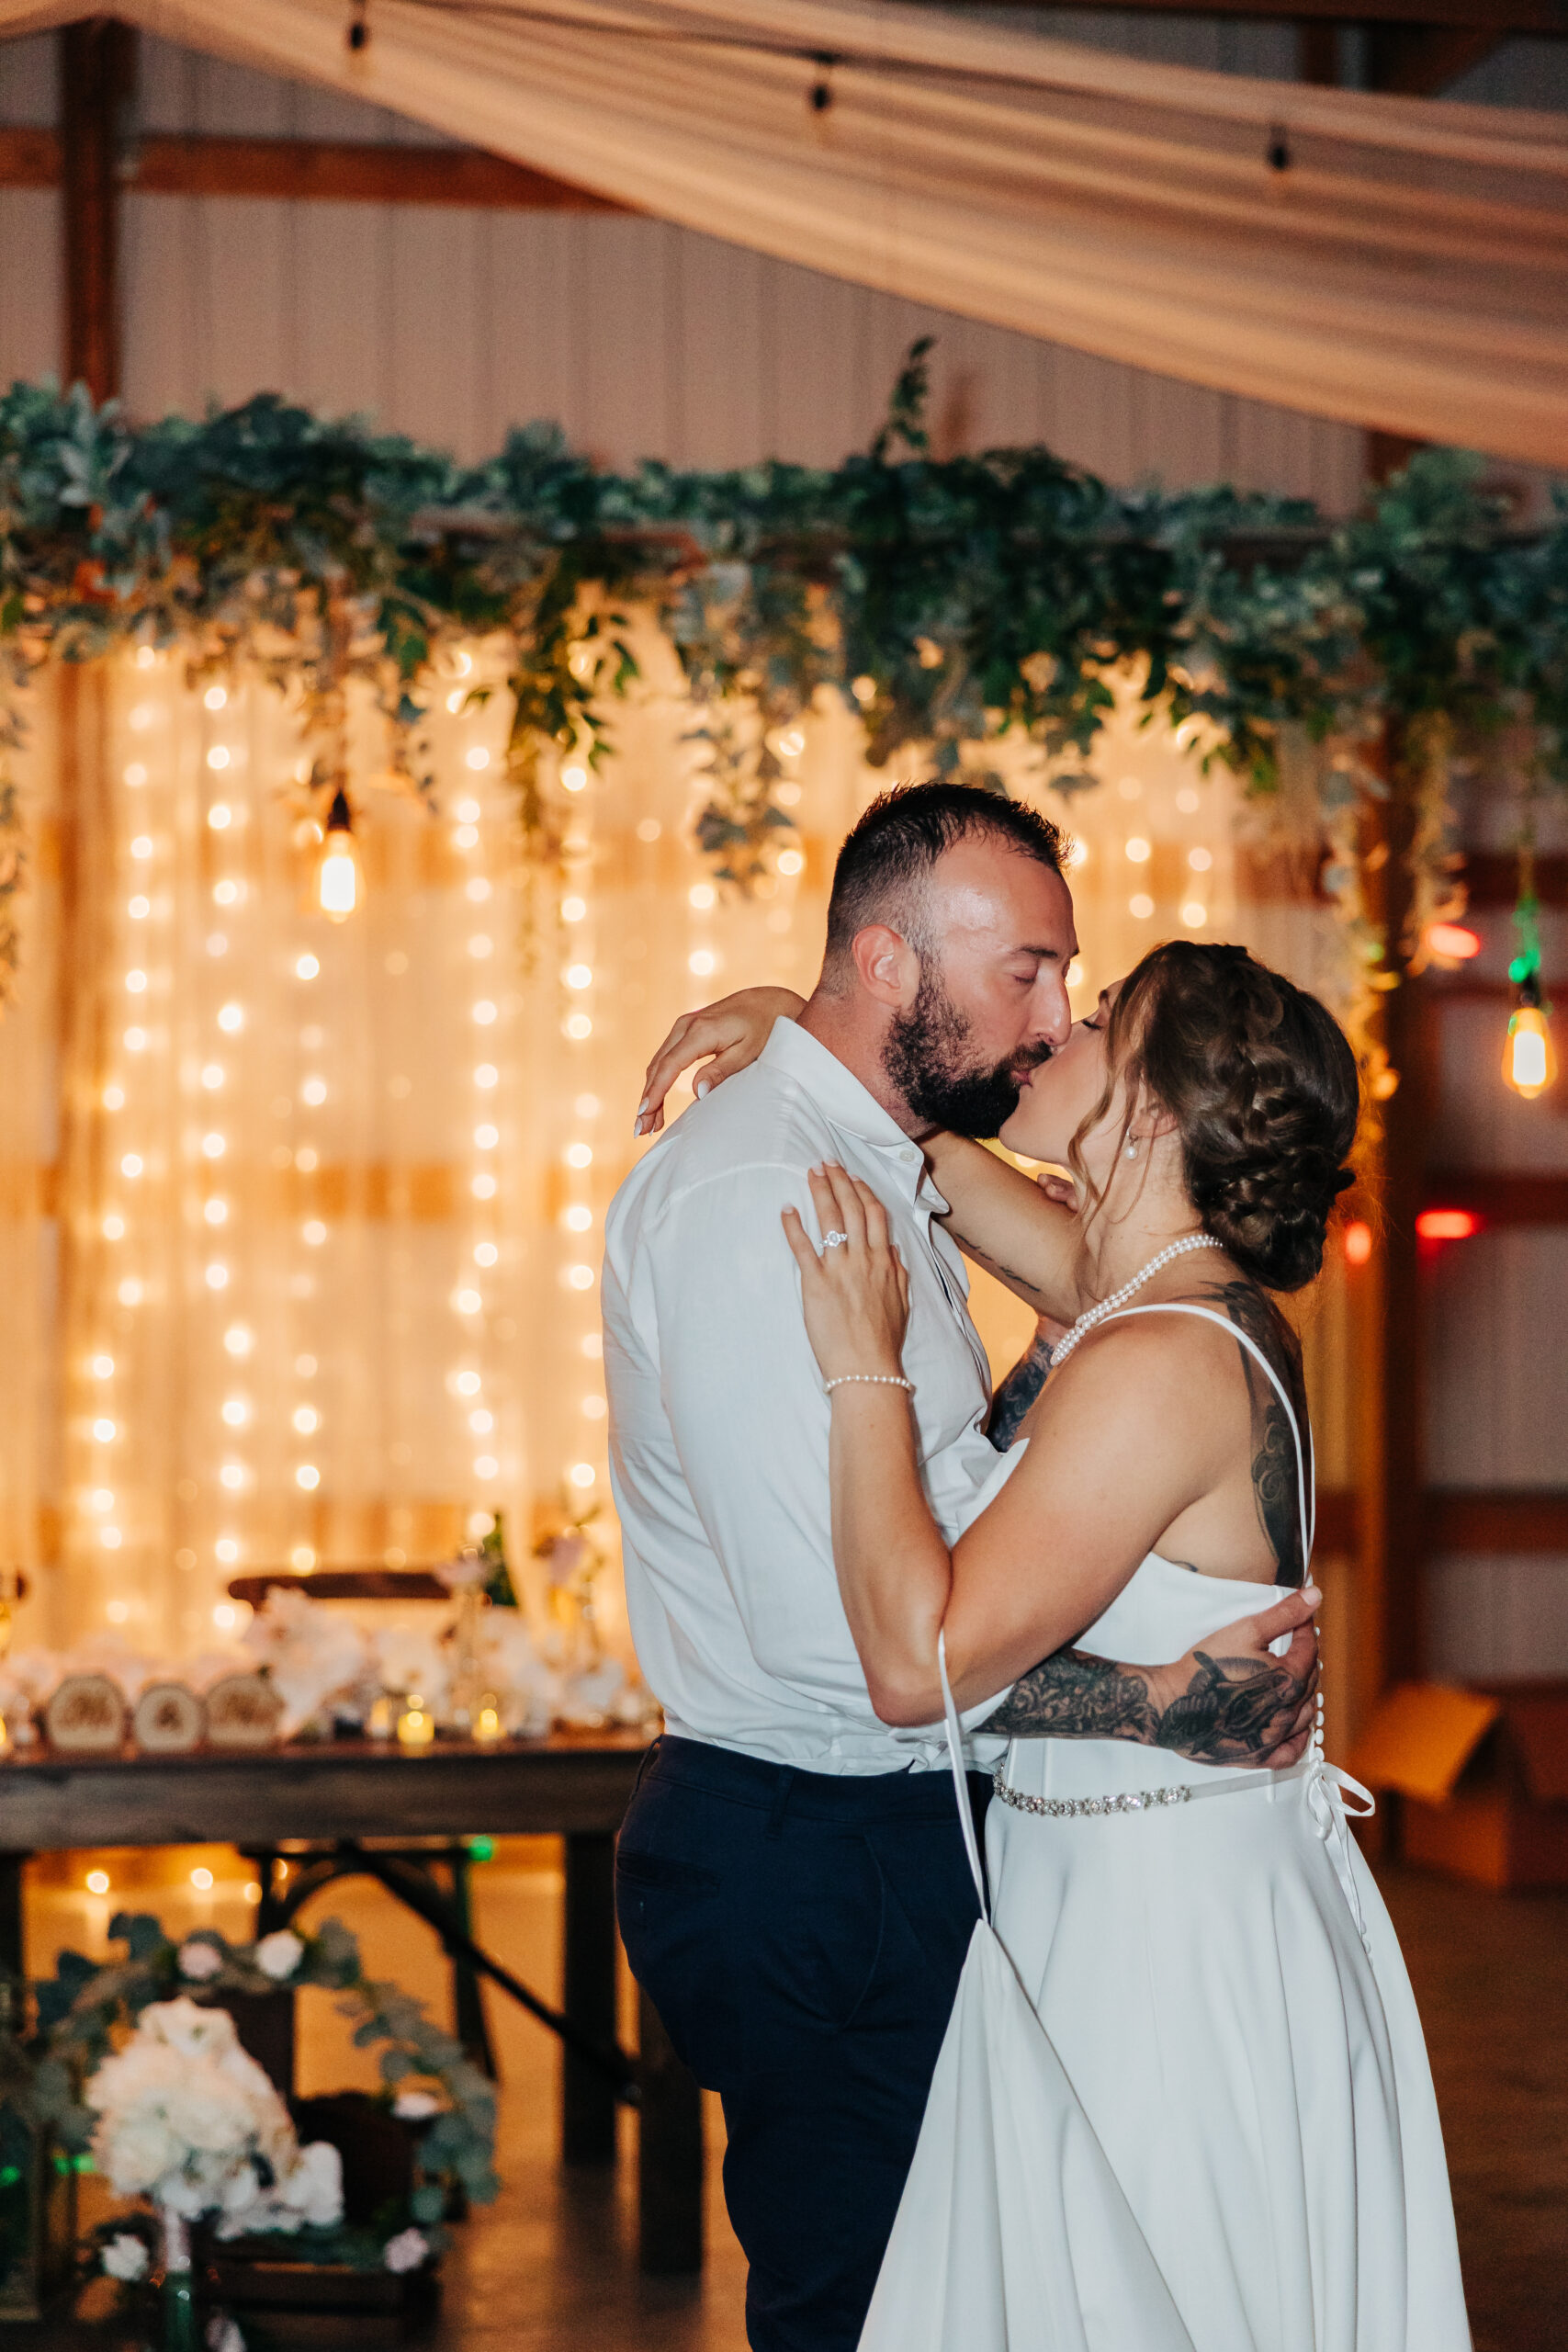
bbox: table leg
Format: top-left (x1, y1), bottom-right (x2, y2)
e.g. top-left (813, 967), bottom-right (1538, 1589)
top-left (637, 1984), bottom-right (705, 2275)
top-left (562, 1831), bottom-right (617, 2164)
top-left (444, 1847), bottom-right (499, 2081)
top-left (0, 1852), bottom-right (27, 1979)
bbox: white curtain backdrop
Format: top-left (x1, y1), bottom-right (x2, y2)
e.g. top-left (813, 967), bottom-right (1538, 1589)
top-left (5, 0), bottom-right (1568, 463)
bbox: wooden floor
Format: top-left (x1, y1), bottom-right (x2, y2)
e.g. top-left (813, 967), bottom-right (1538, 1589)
top-left (20, 1849), bottom-right (1568, 2351)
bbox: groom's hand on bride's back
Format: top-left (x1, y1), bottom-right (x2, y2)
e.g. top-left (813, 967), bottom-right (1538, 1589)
top-left (1153, 1588), bottom-right (1322, 1769)
top-left (991, 1589), bottom-right (1320, 1769)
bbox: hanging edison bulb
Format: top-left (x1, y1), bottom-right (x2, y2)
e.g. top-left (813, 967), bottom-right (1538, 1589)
top-left (1503, 837), bottom-right (1556, 1101)
top-left (1503, 990), bottom-right (1556, 1100)
top-left (317, 786), bottom-right (360, 921)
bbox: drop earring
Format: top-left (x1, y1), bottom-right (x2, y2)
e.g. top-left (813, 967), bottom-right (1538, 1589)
top-left (1124, 1136), bottom-right (1139, 1160)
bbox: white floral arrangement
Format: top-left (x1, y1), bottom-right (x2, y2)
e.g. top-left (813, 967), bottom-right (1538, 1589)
top-left (87, 1996), bottom-right (343, 2239)
top-left (35, 1911), bottom-right (499, 2289)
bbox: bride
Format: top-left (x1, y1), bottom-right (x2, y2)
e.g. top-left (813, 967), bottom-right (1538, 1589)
top-left (639, 939), bottom-right (1470, 2352)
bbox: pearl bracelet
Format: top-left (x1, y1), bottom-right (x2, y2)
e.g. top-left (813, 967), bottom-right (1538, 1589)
top-left (823, 1373), bottom-right (915, 1396)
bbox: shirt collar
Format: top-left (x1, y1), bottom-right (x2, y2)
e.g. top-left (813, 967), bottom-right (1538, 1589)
top-left (760, 1016), bottom-right (913, 1147)
top-left (760, 1018), bottom-right (944, 1200)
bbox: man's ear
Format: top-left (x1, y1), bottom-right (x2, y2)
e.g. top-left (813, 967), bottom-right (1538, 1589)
top-left (850, 924), bottom-right (920, 1009)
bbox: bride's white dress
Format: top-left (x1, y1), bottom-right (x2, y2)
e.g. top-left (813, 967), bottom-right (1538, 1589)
top-left (859, 1305), bottom-right (1471, 2352)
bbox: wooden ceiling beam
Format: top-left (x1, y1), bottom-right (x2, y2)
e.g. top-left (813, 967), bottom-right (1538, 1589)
top-left (0, 129), bottom-right (633, 212)
top-left (929, 0), bottom-right (1559, 20)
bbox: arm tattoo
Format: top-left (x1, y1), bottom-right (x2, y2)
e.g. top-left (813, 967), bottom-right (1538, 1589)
top-left (959, 1241), bottom-right (1053, 1317)
top-left (987, 1643), bottom-right (1309, 1768)
top-left (1200, 1280), bottom-right (1308, 1588)
top-left (987, 1326), bottom-right (1055, 1452)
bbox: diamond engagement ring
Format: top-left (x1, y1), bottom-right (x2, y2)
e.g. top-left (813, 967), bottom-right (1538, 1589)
top-left (822, 1230), bottom-right (850, 1249)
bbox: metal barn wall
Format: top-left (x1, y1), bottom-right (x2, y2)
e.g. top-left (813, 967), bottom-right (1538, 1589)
top-left (0, 28), bottom-right (1368, 500)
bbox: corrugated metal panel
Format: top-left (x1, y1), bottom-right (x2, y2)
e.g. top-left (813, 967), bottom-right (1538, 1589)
top-left (0, 189), bottom-right (61, 387)
top-left (1426, 1230), bottom-right (1568, 1489)
top-left (1428, 1553), bottom-right (1568, 1681)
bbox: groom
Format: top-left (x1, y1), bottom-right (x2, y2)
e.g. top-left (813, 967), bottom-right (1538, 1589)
top-left (603, 782), bottom-right (1317, 2352)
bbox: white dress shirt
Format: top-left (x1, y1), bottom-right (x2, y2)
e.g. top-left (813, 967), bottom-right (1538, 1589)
top-left (603, 1017), bottom-right (1021, 1774)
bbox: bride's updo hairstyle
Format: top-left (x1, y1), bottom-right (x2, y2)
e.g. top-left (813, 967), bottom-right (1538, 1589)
top-left (1080, 941), bottom-right (1359, 1293)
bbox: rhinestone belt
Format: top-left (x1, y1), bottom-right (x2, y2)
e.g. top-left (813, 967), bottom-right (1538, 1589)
top-left (991, 1764), bottom-right (1194, 1818)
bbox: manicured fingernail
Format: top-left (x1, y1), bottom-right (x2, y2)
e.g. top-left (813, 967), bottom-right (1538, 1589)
top-left (1303, 1586), bottom-right (1323, 1607)
top-left (632, 1116), bottom-right (645, 1136)
top-left (637, 1098), bottom-right (649, 1114)
top-left (695, 1079), bottom-right (709, 1098)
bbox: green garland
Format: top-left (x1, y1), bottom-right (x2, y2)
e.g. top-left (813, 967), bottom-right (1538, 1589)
top-left (1, 342), bottom-right (1564, 948)
top-left (28, 1911), bottom-right (497, 2273)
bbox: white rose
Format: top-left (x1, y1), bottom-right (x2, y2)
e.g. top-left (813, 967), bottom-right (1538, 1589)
top-left (382, 2226), bottom-right (428, 2274)
top-left (253, 1930), bottom-right (305, 1982)
top-left (177, 1941), bottom-right (223, 1983)
top-left (284, 2140), bottom-right (344, 2229)
top-left (101, 2233), bottom-right (150, 2281)
top-left (391, 2090), bottom-right (441, 2121)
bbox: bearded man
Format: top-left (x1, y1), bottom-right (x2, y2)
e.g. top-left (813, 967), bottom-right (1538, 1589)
top-left (602, 783), bottom-right (1317, 2352)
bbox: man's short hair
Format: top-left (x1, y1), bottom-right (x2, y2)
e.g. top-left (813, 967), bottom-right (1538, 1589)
top-left (825, 781), bottom-right (1067, 963)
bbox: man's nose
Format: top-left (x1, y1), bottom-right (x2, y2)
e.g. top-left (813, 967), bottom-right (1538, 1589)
top-left (1033, 974), bottom-right (1074, 1049)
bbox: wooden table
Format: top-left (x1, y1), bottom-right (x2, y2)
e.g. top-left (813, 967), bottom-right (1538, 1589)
top-left (0, 1731), bottom-right (704, 2274)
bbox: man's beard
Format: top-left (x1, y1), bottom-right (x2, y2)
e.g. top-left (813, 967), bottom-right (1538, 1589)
top-left (883, 969), bottom-right (1047, 1138)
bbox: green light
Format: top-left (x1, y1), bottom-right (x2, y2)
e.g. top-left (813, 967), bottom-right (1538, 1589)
top-left (467, 1836), bottom-right (495, 1863)
top-left (0, 2165), bottom-right (20, 2186)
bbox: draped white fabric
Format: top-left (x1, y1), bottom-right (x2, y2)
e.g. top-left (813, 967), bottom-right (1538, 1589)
top-left (5, 0), bottom-right (1568, 463)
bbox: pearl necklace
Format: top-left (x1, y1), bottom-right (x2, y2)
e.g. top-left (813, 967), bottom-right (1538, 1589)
top-left (1049, 1234), bottom-right (1224, 1370)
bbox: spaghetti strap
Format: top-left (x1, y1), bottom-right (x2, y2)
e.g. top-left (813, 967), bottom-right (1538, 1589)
top-left (938, 1631), bottom-right (988, 1922)
top-left (1092, 1303), bottom-right (1316, 1573)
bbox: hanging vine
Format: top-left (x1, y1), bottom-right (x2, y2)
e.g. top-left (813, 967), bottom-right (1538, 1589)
top-left (1, 356), bottom-right (1564, 1012)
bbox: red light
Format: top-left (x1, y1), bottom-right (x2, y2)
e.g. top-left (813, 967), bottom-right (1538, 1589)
top-left (1426, 922), bottom-right (1482, 962)
top-left (1416, 1208), bottom-right (1481, 1244)
top-left (1343, 1220), bottom-right (1373, 1268)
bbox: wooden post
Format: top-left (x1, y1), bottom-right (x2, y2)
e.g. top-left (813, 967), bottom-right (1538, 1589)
top-left (59, 17), bottom-right (137, 401)
top-left (1354, 721), bottom-right (1437, 1849)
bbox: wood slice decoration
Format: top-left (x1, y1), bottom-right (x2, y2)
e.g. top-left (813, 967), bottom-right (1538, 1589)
top-left (132, 1680), bottom-right (206, 1754)
top-left (43, 1674), bottom-right (127, 1754)
top-left (204, 1673), bottom-right (284, 1750)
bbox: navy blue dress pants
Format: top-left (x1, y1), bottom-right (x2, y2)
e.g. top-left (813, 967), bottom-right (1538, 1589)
top-left (615, 1735), bottom-right (987, 2352)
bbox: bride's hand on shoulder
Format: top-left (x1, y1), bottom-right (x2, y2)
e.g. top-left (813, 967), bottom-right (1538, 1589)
top-left (782, 1162), bottom-right (911, 1386)
top-left (635, 988), bottom-right (806, 1137)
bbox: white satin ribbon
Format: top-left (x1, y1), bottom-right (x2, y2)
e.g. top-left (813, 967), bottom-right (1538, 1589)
top-left (1304, 1754), bottom-right (1378, 1960)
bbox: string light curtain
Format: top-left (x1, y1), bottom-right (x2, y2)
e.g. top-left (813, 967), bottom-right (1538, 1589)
top-left (1, 633), bottom-right (1359, 1660)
